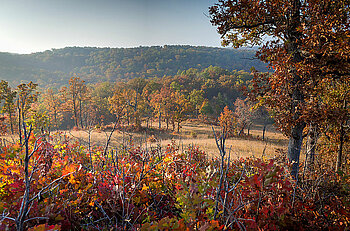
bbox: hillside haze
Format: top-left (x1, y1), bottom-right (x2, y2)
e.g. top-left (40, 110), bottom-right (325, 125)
top-left (0, 45), bottom-right (266, 87)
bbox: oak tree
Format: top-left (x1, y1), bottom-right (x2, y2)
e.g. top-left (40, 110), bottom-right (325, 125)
top-left (210, 0), bottom-right (350, 176)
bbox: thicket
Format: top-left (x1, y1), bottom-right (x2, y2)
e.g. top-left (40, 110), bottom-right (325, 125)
top-left (0, 125), bottom-right (349, 230)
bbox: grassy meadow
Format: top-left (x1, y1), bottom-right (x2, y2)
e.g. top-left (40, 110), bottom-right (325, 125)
top-left (54, 120), bottom-right (288, 159)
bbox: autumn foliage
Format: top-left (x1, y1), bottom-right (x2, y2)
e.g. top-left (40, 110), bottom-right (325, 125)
top-left (0, 132), bottom-right (349, 230)
top-left (218, 106), bottom-right (236, 138)
top-left (0, 0), bottom-right (349, 228)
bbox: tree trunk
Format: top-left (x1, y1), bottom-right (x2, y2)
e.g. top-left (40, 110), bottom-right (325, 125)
top-left (158, 111), bottom-right (161, 129)
top-left (16, 124), bottom-right (31, 231)
top-left (247, 122), bottom-right (252, 136)
top-left (238, 123), bottom-right (246, 136)
top-left (54, 110), bottom-right (58, 129)
top-left (262, 124), bottom-right (267, 141)
top-left (288, 122), bottom-right (305, 178)
top-left (79, 99), bottom-right (83, 129)
top-left (73, 99), bottom-right (78, 128)
top-left (9, 107), bottom-right (14, 134)
top-left (127, 112), bottom-right (130, 125)
top-left (305, 124), bottom-right (318, 171)
top-left (17, 102), bottom-right (22, 144)
top-left (336, 100), bottom-right (347, 172)
top-left (336, 121), bottom-right (345, 172)
top-left (287, 0), bottom-right (304, 178)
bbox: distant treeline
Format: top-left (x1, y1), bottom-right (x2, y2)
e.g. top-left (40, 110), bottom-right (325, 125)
top-left (0, 45), bottom-right (266, 87)
top-left (0, 66), bottom-right (261, 134)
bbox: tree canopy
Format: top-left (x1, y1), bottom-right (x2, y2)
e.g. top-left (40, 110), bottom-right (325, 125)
top-left (210, 0), bottom-right (350, 176)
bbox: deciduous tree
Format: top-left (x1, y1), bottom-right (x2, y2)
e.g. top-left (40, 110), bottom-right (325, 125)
top-left (210, 0), bottom-right (350, 176)
top-left (41, 88), bottom-right (63, 129)
top-left (218, 106), bottom-right (237, 138)
top-left (0, 80), bottom-right (17, 134)
top-left (16, 82), bottom-right (39, 143)
top-left (62, 77), bottom-right (88, 129)
top-left (234, 98), bottom-right (256, 136)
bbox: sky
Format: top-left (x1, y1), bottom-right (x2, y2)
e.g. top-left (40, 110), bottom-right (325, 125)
top-left (0, 0), bottom-right (222, 54)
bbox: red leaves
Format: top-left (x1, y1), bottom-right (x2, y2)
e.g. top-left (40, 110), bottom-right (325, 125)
top-left (27, 224), bottom-right (61, 231)
top-left (1, 137), bottom-right (349, 230)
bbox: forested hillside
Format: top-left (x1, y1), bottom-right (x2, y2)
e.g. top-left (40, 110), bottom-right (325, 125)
top-left (0, 46), bottom-right (266, 87)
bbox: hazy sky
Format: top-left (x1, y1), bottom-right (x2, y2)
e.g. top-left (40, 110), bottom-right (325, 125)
top-left (0, 0), bottom-right (222, 54)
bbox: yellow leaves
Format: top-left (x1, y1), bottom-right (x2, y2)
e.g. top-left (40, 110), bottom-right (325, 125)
top-left (28, 224), bottom-right (61, 231)
top-left (88, 200), bottom-right (94, 207)
top-left (62, 164), bottom-right (80, 176)
top-left (54, 143), bottom-right (66, 150)
top-left (142, 184), bottom-right (149, 191)
top-left (55, 214), bottom-right (64, 221)
top-left (164, 156), bottom-right (172, 164)
top-left (69, 174), bottom-right (76, 185)
top-left (141, 217), bottom-right (188, 231)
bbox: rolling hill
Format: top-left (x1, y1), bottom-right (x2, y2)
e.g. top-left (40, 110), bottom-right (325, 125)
top-left (0, 45), bottom-right (266, 87)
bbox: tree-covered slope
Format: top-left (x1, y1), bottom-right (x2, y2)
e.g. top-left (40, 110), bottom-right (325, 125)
top-left (0, 45), bottom-right (266, 87)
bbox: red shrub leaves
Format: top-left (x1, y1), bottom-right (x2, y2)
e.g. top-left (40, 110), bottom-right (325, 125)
top-left (0, 136), bottom-right (349, 230)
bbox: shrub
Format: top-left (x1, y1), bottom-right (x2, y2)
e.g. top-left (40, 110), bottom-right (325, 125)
top-left (0, 135), bottom-right (349, 230)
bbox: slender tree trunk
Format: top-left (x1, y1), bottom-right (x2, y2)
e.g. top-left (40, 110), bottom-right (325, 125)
top-left (238, 123), bottom-right (246, 136)
top-left (247, 122), bottom-right (252, 136)
top-left (158, 111), bottom-right (162, 129)
top-left (127, 111), bottom-right (130, 125)
top-left (262, 123), bottom-right (267, 141)
top-left (336, 121), bottom-right (345, 172)
top-left (16, 124), bottom-right (31, 231)
top-left (306, 124), bottom-right (318, 171)
top-left (73, 99), bottom-right (78, 128)
top-left (79, 99), bottom-right (83, 129)
top-left (54, 109), bottom-right (58, 129)
top-left (17, 102), bottom-right (22, 144)
top-left (9, 107), bottom-right (14, 134)
top-left (336, 100), bottom-right (347, 172)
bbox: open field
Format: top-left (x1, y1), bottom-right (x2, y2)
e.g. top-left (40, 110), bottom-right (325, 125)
top-left (59, 121), bottom-right (288, 159)
top-left (0, 121), bottom-right (288, 159)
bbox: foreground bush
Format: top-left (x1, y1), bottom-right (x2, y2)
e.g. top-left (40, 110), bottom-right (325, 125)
top-left (0, 133), bottom-right (349, 230)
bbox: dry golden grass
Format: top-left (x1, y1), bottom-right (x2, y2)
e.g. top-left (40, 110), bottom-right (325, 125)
top-left (166, 121), bottom-right (287, 158)
top-left (0, 121), bottom-right (288, 159)
top-left (61, 121), bottom-right (288, 159)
